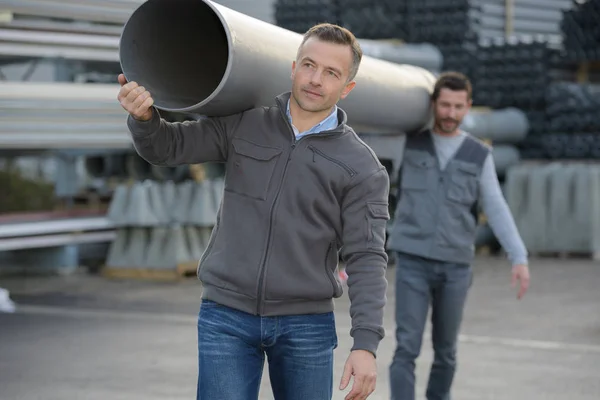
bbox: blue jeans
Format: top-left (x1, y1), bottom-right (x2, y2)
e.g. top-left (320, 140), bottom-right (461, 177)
top-left (196, 299), bottom-right (338, 400)
top-left (389, 252), bottom-right (472, 400)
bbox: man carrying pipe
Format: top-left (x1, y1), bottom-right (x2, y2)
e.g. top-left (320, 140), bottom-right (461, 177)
top-left (386, 72), bottom-right (531, 400)
top-left (118, 23), bottom-right (388, 400)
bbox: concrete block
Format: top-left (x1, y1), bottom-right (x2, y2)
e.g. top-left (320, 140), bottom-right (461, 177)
top-left (106, 228), bottom-right (149, 268)
top-left (106, 184), bottom-right (130, 227)
top-left (505, 163), bottom-right (560, 253)
top-left (107, 181), bottom-right (176, 227)
top-left (507, 162), bottom-right (600, 255)
top-left (171, 181), bottom-right (195, 224)
top-left (186, 226), bottom-right (205, 260)
top-left (189, 180), bottom-right (217, 227)
top-left (146, 225), bottom-right (194, 268)
top-left (124, 181), bottom-right (165, 226)
top-left (211, 178), bottom-right (225, 214)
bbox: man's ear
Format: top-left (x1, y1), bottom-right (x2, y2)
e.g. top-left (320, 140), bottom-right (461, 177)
top-left (291, 60), bottom-right (296, 80)
top-left (340, 80), bottom-right (356, 100)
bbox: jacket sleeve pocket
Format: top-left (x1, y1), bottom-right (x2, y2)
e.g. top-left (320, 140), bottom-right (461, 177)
top-left (367, 202), bottom-right (390, 250)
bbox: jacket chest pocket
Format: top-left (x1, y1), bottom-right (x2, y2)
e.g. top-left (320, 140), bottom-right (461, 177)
top-left (225, 137), bottom-right (283, 200)
top-left (446, 164), bottom-right (479, 205)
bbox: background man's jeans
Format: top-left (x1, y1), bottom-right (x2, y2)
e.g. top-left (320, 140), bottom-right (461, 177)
top-left (196, 299), bottom-right (338, 400)
top-left (389, 252), bottom-right (473, 400)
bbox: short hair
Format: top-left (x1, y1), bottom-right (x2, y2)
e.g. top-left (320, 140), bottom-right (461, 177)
top-left (297, 23), bottom-right (363, 81)
top-left (432, 71), bottom-right (472, 101)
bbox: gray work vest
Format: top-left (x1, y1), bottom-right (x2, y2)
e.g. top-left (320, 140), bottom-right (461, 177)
top-left (387, 130), bottom-right (490, 264)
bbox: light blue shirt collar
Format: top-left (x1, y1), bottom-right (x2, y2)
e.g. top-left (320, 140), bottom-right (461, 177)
top-left (286, 99), bottom-right (339, 139)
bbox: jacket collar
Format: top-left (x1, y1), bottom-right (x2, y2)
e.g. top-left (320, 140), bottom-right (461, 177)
top-left (275, 91), bottom-right (348, 130)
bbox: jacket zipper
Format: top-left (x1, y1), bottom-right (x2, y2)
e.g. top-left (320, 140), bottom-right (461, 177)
top-left (255, 104), bottom-right (299, 314)
top-left (308, 145), bottom-right (357, 177)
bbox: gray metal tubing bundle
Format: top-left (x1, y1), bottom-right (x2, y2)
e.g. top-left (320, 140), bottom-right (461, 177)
top-left (0, 28), bottom-right (120, 62)
top-left (119, 0), bottom-right (437, 134)
top-left (0, 82), bottom-right (131, 149)
top-left (477, 0), bottom-right (573, 9)
top-left (408, 0), bottom-right (574, 45)
top-left (546, 83), bottom-right (600, 133)
top-left (478, 3), bottom-right (564, 22)
top-left (460, 108), bottom-right (529, 143)
top-left (0, 17), bottom-right (124, 36)
top-left (561, 0), bottom-right (600, 63)
top-left (0, 0), bottom-right (143, 24)
top-left (357, 40), bottom-right (443, 72)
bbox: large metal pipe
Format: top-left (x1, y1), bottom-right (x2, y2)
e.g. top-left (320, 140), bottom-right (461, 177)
top-left (492, 145), bottom-right (521, 178)
top-left (119, 0), bottom-right (437, 134)
top-left (460, 108), bottom-right (529, 144)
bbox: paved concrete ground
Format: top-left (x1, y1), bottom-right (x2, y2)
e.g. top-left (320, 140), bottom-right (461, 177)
top-left (1, 255), bottom-right (599, 400)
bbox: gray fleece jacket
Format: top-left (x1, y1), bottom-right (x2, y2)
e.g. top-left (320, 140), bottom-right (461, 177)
top-left (126, 92), bottom-right (390, 356)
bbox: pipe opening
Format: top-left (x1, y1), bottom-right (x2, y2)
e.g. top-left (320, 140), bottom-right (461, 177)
top-left (119, 0), bottom-right (229, 111)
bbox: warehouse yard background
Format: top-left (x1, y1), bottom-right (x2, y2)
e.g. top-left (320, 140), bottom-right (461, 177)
top-left (1, 0), bottom-right (600, 399)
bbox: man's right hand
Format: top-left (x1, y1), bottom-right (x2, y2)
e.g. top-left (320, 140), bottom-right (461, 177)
top-left (117, 73), bottom-right (154, 121)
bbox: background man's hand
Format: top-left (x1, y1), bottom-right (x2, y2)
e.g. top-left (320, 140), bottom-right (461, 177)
top-left (511, 264), bottom-right (530, 299)
top-left (117, 73), bottom-right (154, 121)
top-left (339, 349), bottom-right (377, 400)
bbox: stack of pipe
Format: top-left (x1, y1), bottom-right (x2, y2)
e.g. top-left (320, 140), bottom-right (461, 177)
top-left (408, 0), bottom-right (573, 43)
top-left (274, 0), bottom-right (339, 34)
top-left (339, 0), bottom-right (408, 40)
top-left (0, 28), bottom-right (120, 63)
top-left (518, 83), bottom-right (600, 160)
top-left (0, 81), bottom-right (131, 149)
top-left (546, 83), bottom-right (600, 133)
top-left (472, 38), bottom-right (567, 109)
top-left (561, 0), bottom-right (600, 63)
top-left (0, 0), bottom-right (143, 24)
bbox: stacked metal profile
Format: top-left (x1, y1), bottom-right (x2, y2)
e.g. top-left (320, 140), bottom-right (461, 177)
top-left (407, 0), bottom-right (574, 81)
top-left (274, 0), bottom-right (409, 40)
top-left (561, 0), bottom-right (600, 62)
top-left (0, 82), bottom-right (132, 149)
top-left (0, 0), bottom-right (141, 150)
top-left (408, 0), bottom-right (572, 41)
top-left (519, 83), bottom-right (600, 159)
top-left (0, 0), bottom-right (142, 62)
top-left (472, 39), bottom-right (567, 109)
top-left (338, 0), bottom-right (408, 40)
top-left (0, 0), bottom-right (143, 24)
top-left (274, 0), bottom-right (340, 34)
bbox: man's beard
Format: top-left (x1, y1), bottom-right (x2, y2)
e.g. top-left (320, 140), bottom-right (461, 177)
top-left (437, 118), bottom-right (459, 133)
